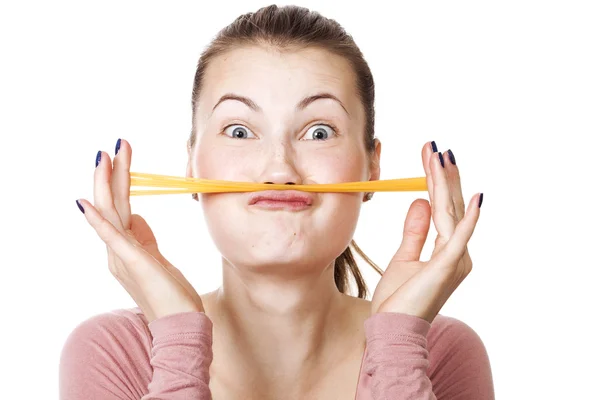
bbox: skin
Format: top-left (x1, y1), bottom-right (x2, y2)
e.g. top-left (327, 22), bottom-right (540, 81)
top-left (77, 45), bottom-right (482, 400)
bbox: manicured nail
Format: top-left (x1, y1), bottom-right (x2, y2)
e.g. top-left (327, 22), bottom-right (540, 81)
top-left (76, 199), bottom-right (85, 214)
top-left (431, 141), bottom-right (438, 153)
top-left (478, 193), bottom-right (484, 208)
top-left (115, 138), bottom-right (122, 155)
top-left (438, 152), bottom-right (445, 168)
top-left (448, 149), bottom-right (456, 165)
top-left (95, 151), bottom-right (101, 168)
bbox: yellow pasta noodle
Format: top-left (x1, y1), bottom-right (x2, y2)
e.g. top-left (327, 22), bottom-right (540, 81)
top-left (129, 172), bottom-right (428, 196)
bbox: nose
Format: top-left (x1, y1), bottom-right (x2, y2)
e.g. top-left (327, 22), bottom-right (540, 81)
top-left (261, 168), bottom-right (302, 186)
top-left (265, 181), bottom-right (295, 185)
top-left (258, 141), bottom-right (302, 186)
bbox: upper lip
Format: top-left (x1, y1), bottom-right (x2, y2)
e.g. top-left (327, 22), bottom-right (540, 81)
top-left (248, 190), bottom-right (314, 206)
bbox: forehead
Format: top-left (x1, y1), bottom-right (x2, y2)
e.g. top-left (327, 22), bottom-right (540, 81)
top-left (196, 45), bottom-right (361, 117)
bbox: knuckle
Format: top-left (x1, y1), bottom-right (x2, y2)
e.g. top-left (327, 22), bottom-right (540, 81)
top-left (453, 173), bottom-right (462, 185)
top-left (97, 218), bottom-right (115, 238)
top-left (434, 235), bottom-right (448, 248)
top-left (404, 222), bottom-right (423, 237)
top-left (96, 204), bottom-right (114, 217)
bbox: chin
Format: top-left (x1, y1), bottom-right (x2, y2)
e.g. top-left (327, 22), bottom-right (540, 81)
top-left (221, 236), bottom-right (346, 273)
top-left (234, 236), bottom-right (325, 268)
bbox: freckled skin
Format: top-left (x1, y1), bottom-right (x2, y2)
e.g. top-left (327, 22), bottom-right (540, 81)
top-left (186, 45), bottom-right (380, 275)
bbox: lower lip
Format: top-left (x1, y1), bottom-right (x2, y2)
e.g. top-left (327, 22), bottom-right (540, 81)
top-left (251, 200), bottom-right (311, 211)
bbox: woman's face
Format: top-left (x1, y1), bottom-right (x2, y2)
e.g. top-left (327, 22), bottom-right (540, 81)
top-left (187, 45), bottom-right (380, 274)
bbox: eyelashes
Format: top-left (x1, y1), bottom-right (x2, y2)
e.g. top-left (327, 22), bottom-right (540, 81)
top-left (303, 124), bottom-right (337, 140)
top-left (221, 122), bottom-right (340, 140)
top-left (223, 124), bottom-right (256, 139)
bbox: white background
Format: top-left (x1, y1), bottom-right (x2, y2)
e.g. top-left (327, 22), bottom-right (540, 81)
top-left (1, 1), bottom-right (598, 398)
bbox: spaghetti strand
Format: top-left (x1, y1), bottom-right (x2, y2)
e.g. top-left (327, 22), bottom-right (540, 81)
top-left (129, 172), bottom-right (428, 196)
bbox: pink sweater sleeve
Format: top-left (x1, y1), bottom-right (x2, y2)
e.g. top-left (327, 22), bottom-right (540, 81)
top-left (59, 309), bottom-right (213, 399)
top-left (357, 312), bottom-right (494, 400)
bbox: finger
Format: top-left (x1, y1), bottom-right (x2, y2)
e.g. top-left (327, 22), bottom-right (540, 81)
top-left (394, 199), bottom-right (431, 262)
top-left (430, 147), bottom-right (455, 241)
top-left (443, 149), bottom-right (466, 221)
top-left (76, 199), bottom-right (139, 264)
top-left (94, 150), bottom-right (125, 233)
top-left (111, 138), bottom-right (132, 229)
top-left (129, 214), bottom-right (204, 306)
top-left (434, 193), bottom-right (482, 268)
top-left (421, 141), bottom-right (436, 204)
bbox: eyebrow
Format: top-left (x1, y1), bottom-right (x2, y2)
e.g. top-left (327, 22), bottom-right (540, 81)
top-left (211, 92), bottom-right (350, 116)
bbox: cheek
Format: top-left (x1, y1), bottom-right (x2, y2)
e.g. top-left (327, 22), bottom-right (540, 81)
top-left (319, 192), bottom-right (363, 246)
top-left (305, 146), bottom-right (369, 184)
top-left (194, 143), bottom-right (258, 181)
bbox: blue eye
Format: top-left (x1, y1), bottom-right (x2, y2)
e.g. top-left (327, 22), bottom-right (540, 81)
top-left (224, 125), bottom-right (256, 139)
top-left (303, 124), bottom-right (335, 140)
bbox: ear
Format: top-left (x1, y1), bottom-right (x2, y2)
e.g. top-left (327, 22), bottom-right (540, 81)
top-left (186, 141), bottom-right (193, 179)
top-left (186, 141), bottom-right (200, 201)
top-left (369, 138), bottom-right (381, 181)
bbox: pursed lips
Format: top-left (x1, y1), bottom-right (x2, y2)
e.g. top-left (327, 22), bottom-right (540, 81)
top-left (248, 190), bottom-right (314, 210)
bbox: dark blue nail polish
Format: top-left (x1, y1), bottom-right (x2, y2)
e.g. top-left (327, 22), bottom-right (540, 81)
top-left (478, 193), bottom-right (484, 208)
top-left (95, 151), bottom-right (101, 168)
top-left (448, 149), bottom-right (456, 165)
top-left (115, 138), bottom-right (121, 155)
top-left (438, 152), bottom-right (445, 168)
top-left (431, 141), bottom-right (438, 153)
top-left (76, 199), bottom-right (85, 214)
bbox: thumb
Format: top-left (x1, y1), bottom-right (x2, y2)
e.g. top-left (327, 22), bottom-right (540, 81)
top-left (130, 214), bottom-right (203, 308)
top-left (394, 199), bottom-right (431, 262)
top-left (129, 215), bottom-right (173, 266)
top-left (129, 214), bottom-right (158, 248)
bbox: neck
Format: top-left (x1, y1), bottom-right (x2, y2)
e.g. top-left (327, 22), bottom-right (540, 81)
top-left (204, 258), bottom-right (362, 396)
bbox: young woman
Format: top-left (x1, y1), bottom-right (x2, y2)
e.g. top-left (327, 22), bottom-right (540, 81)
top-left (60, 5), bottom-right (494, 399)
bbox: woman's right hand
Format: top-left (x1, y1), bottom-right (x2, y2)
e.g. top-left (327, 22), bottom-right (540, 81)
top-left (76, 138), bottom-right (204, 323)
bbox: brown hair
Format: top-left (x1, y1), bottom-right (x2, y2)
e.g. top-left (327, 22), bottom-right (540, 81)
top-left (188, 4), bottom-right (383, 298)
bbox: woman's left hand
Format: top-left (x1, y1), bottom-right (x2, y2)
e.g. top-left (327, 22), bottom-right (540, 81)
top-left (371, 141), bottom-right (483, 323)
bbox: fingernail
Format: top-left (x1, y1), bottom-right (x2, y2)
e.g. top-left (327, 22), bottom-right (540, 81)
top-left (115, 138), bottom-right (121, 156)
top-left (448, 149), bottom-right (456, 165)
top-left (95, 151), bottom-right (101, 168)
top-left (438, 152), bottom-right (445, 168)
top-left (478, 193), bottom-right (484, 208)
top-left (76, 199), bottom-right (85, 214)
top-left (431, 141), bottom-right (438, 153)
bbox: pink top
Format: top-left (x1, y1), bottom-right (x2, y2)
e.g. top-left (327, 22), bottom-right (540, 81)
top-left (59, 308), bottom-right (494, 399)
